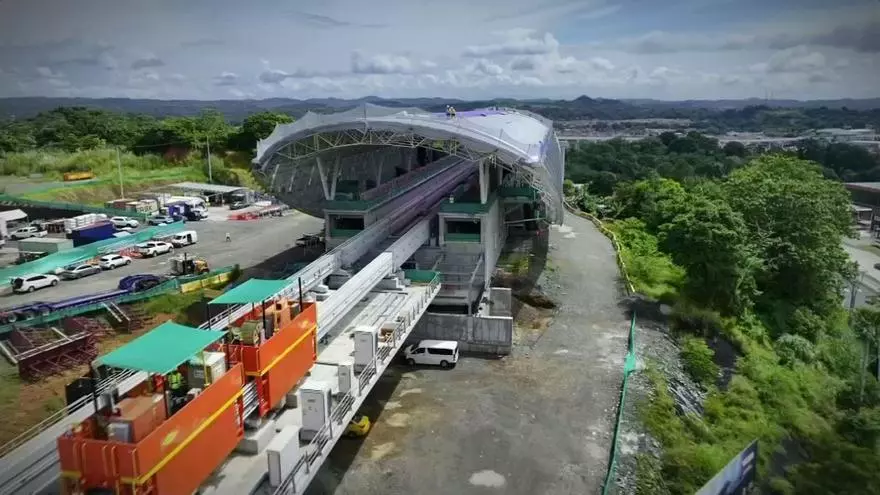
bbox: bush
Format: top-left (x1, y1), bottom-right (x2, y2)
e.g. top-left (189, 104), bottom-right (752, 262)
top-left (681, 336), bottom-right (719, 386)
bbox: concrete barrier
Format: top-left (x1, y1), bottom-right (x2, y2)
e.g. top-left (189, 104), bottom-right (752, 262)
top-left (409, 312), bottom-right (513, 355)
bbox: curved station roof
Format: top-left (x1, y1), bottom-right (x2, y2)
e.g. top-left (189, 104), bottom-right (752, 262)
top-left (253, 103), bottom-right (565, 222)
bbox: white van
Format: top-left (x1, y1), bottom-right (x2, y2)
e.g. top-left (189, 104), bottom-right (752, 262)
top-left (403, 340), bottom-right (459, 368)
top-left (171, 230), bottom-right (198, 247)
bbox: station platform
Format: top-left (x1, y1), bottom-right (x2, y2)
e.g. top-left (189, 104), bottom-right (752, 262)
top-left (200, 281), bottom-right (438, 495)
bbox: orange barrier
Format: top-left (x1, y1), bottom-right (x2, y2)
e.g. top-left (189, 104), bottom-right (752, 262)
top-left (225, 301), bottom-right (317, 416)
top-left (58, 363), bottom-right (245, 495)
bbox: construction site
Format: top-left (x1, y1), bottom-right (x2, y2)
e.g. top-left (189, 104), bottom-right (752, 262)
top-left (0, 104), bottom-right (571, 495)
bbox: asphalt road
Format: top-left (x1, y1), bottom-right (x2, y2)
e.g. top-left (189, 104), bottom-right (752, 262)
top-left (0, 212), bottom-right (323, 308)
top-left (309, 212), bottom-right (630, 495)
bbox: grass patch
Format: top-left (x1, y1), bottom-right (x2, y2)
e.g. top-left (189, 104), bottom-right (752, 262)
top-left (680, 336), bottom-right (719, 386)
top-left (143, 290), bottom-right (205, 321)
top-left (606, 218), bottom-right (685, 300)
top-left (4, 148), bottom-right (263, 205)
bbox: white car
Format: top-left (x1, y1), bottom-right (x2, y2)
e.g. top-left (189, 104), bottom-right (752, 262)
top-left (137, 241), bottom-right (173, 257)
top-left (403, 340), bottom-right (460, 368)
top-left (12, 273), bottom-right (59, 293)
top-left (110, 216), bottom-right (140, 229)
top-left (10, 226), bottom-right (47, 240)
top-left (98, 254), bottom-right (132, 269)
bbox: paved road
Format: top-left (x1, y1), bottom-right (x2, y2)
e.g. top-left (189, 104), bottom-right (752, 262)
top-left (0, 213), bottom-right (323, 308)
top-left (310, 212), bottom-right (629, 495)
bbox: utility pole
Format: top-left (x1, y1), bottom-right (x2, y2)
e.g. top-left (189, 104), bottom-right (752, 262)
top-left (206, 137), bottom-right (213, 183)
top-left (116, 147), bottom-right (125, 198)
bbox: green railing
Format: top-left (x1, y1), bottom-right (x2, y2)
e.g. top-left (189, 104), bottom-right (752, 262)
top-left (445, 233), bottom-right (481, 243)
top-left (0, 193), bottom-right (151, 221)
top-left (0, 278), bottom-right (180, 334)
top-left (404, 269), bottom-right (440, 284)
top-left (329, 228), bottom-right (363, 238)
top-left (499, 186), bottom-right (538, 200)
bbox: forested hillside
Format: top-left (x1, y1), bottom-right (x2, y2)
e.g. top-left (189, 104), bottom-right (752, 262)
top-left (565, 139), bottom-right (880, 493)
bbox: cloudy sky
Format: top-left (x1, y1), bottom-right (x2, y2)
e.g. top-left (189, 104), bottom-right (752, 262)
top-left (0, 0), bottom-right (877, 101)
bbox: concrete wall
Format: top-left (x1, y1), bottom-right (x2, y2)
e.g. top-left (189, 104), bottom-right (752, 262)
top-left (409, 312), bottom-right (513, 355)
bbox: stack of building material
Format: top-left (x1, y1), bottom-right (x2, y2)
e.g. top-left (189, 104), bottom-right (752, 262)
top-left (17, 237), bottom-right (73, 254)
top-left (63, 213), bottom-right (100, 233)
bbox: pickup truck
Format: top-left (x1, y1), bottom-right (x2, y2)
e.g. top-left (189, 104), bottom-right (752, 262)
top-left (10, 226), bottom-right (47, 240)
top-left (137, 241), bottom-right (173, 257)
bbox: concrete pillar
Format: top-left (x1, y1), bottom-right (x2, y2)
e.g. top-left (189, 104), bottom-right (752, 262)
top-left (375, 154), bottom-right (384, 186)
top-left (315, 156), bottom-right (331, 200)
top-left (329, 156), bottom-right (341, 200)
top-left (478, 160), bottom-right (489, 204)
top-left (439, 217), bottom-right (446, 245)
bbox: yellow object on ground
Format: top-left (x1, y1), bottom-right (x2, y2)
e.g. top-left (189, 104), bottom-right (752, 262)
top-left (344, 414), bottom-right (371, 437)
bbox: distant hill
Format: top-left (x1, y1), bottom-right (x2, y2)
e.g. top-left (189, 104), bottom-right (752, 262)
top-left (1, 95), bottom-right (877, 122)
top-left (1, 95), bottom-right (879, 136)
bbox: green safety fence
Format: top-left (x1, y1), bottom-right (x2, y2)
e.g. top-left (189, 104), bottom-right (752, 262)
top-left (563, 200), bottom-right (639, 495)
top-left (0, 222), bottom-right (186, 285)
top-left (0, 278), bottom-right (180, 335)
top-left (403, 269), bottom-right (440, 284)
top-left (0, 193), bottom-right (151, 221)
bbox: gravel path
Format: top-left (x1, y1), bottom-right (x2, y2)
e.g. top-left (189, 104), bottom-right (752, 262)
top-left (310, 212), bottom-right (631, 495)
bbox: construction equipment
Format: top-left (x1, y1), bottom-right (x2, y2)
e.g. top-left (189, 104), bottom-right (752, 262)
top-left (170, 253), bottom-right (210, 276)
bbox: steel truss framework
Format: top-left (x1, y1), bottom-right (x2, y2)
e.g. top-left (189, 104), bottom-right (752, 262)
top-left (258, 128), bottom-right (559, 221)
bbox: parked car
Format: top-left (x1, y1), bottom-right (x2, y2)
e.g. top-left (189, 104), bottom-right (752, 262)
top-left (10, 226), bottom-right (47, 240)
top-left (12, 273), bottom-right (59, 293)
top-left (60, 263), bottom-right (102, 280)
top-left (98, 254), bottom-right (132, 269)
top-left (148, 214), bottom-right (175, 226)
top-left (229, 201), bottom-right (250, 210)
top-left (110, 216), bottom-right (140, 229)
top-left (170, 230), bottom-right (198, 247)
top-left (403, 340), bottom-right (460, 368)
top-left (137, 241), bottom-right (173, 257)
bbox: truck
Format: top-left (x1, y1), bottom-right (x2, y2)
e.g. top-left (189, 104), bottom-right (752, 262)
top-left (69, 221), bottom-right (116, 247)
top-left (164, 202), bottom-right (205, 221)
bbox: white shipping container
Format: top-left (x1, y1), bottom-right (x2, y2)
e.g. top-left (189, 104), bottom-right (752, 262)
top-left (266, 425), bottom-right (302, 487)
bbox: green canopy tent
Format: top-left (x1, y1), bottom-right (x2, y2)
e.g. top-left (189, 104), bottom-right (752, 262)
top-left (206, 279), bottom-right (300, 336)
top-left (93, 321), bottom-right (227, 416)
top-left (96, 321), bottom-right (226, 374)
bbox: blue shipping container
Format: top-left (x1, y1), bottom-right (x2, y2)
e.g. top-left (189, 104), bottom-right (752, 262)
top-left (71, 221), bottom-right (116, 247)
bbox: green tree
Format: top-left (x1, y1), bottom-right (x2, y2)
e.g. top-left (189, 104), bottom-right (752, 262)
top-left (722, 155), bottom-right (854, 323)
top-left (613, 178), bottom-right (689, 232)
top-left (659, 194), bottom-right (758, 314)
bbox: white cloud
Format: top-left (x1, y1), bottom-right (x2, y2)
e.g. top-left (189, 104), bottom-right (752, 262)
top-left (131, 54), bottom-right (164, 69)
top-left (351, 51), bottom-right (413, 74)
top-left (463, 31), bottom-right (560, 57)
top-left (214, 71), bottom-right (239, 86)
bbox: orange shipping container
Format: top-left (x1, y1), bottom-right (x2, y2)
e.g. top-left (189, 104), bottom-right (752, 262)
top-left (57, 363), bottom-right (245, 495)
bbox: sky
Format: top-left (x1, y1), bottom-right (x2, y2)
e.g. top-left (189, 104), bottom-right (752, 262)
top-left (0, 0), bottom-right (877, 101)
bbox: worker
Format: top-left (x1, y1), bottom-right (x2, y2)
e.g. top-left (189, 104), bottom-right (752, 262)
top-left (168, 369), bottom-right (185, 398)
top-left (225, 232), bottom-right (231, 242)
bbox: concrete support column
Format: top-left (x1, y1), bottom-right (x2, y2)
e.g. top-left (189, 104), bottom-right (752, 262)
top-left (315, 156), bottom-right (331, 200)
top-left (478, 160), bottom-right (489, 204)
top-left (376, 154), bottom-right (385, 185)
top-left (329, 156), bottom-right (341, 200)
top-left (439, 217), bottom-right (447, 245)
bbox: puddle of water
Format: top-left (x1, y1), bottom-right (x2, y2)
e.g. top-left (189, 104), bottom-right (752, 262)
top-left (386, 412), bottom-right (410, 428)
top-left (469, 470), bottom-right (506, 488)
top-left (399, 387), bottom-right (423, 397)
top-left (370, 442), bottom-right (396, 460)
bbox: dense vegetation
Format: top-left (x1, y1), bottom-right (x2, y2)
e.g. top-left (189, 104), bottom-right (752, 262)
top-left (0, 107), bottom-right (293, 200)
top-left (566, 144), bottom-right (880, 493)
top-left (566, 131), bottom-right (880, 197)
